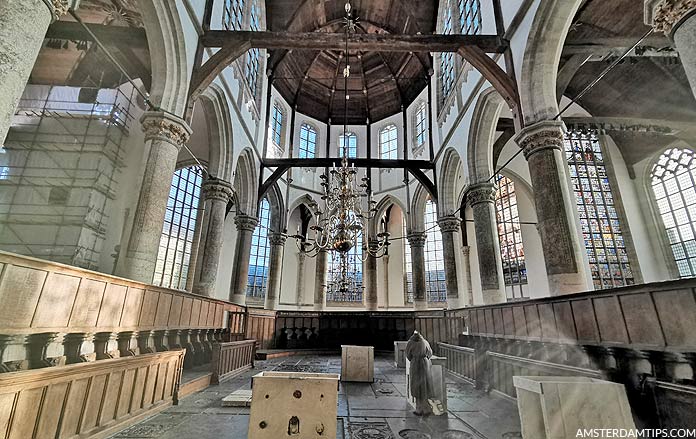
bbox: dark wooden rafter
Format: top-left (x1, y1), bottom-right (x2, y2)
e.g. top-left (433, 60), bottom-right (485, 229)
top-left (189, 38), bottom-right (251, 102)
top-left (45, 21), bottom-right (148, 48)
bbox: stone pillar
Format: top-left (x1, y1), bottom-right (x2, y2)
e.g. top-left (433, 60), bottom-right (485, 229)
top-left (381, 254), bottom-right (390, 309)
top-left (461, 246), bottom-right (475, 306)
top-left (468, 183), bottom-right (507, 304)
top-left (295, 250), bottom-right (306, 308)
top-left (407, 233), bottom-right (428, 310)
top-left (228, 214), bottom-right (258, 304)
top-left (119, 112), bottom-right (192, 283)
top-left (193, 178), bottom-right (233, 297)
top-left (365, 239), bottom-right (379, 311)
top-left (265, 232), bottom-right (286, 310)
top-left (313, 249), bottom-right (328, 311)
top-left (0, 0), bottom-right (69, 145)
top-left (646, 0), bottom-right (696, 98)
top-left (437, 216), bottom-right (462, 308)
top-left (515, 121), bottom-right (590, 294)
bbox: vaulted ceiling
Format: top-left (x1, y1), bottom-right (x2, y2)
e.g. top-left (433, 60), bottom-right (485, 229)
top-left (267, 0), bottom-right (438, 124)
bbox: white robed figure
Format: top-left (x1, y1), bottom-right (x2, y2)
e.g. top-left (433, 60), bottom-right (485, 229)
top-left (405, 330), bottom-right (434, 416)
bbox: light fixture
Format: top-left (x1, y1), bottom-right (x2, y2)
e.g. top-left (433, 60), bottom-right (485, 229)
top-left (291, 1), bottom-right (389, 300)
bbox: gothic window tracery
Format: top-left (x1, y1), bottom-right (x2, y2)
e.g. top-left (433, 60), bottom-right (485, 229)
top-left (494, 175), bottom-right (528, 300)
top-left (299, 123), bottom-right (317, 158)
top-left (380, 125), bottom-right (398, 159)
top-left (339, 132), bottom-right (358, 158)
top-left (247, 198), bottom-right (271, 298)
top-left (424, 199), bottom-right (447, 302)
top-left (327, 232), bottom-right (364, 302)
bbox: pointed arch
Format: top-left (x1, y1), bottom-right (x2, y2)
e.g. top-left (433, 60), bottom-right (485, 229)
top-left (438, 147), bottom-right (465, 216)
top-left (233, 148), bottom-right (259, 216)
top-left (370, 195), bottom-right (408, 237)
top-left (409, 184), bottom-right (431, 233)
top-left (199, 83), bottom-right (235, 182)
top-left (264, 182), bottom-right (286, 233)
top-left (468, 87), bottom-right (505, 182)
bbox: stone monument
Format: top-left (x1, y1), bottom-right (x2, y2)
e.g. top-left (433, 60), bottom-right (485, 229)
top-left (341, 345), bottom-right (374, 382)
top-left (405, 331), bottom-right (445, 416)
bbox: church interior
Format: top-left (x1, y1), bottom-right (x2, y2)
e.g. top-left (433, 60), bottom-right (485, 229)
top-left (0, 0), bottom-right (695, 437)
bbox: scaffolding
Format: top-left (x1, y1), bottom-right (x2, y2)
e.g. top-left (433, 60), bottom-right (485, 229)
top-left (0, 79), bottom-right (140, 270)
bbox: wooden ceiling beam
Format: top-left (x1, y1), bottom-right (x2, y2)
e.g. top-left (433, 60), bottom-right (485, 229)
top-left (201, 31), bottom-right (507, 53)
top-left (45, 21), bottom-right (148, 48)
top-left (562, 35), bottom-right (672, 55)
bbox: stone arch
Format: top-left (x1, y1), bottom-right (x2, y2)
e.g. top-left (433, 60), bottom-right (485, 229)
top-left (199, 83), bottom-right (235, 182)
top-left (370, 195), bottom-right (408, 237)
top-left (468, 87), bottom-right (505, 182)
top-left (409, 184), bottom-right (431, 233)
top-left (438, 147), bottom-right (465, 216)
top-left (264, 183), bottom-right (286, 234)
top-left (519, 0), bottom-right (583, 125)
top-left (233, 148), bottom-right (259, 216)
top-left (139, 0), bottom-right (192, 116)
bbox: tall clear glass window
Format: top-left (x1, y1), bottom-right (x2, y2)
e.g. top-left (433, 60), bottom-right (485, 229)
top-left (326, 233), bottom-right (364, 302)
top-left (415, 102), bottom-right (427, 148)
top-left (269, 102), bottom-right (283, 148)
top-left (153, 166), bottom-right (203, 290)
top-left (440, 1), bottom-right (455, 101)
top-left (424, 199), bottom-right (446, 302)
top-left (299, 123), bottom-right (317, 158)
top-left (222, 0), bottom-right (245, 30)
top-left (565, 130), bottom-right (635, 289)
top-left (495, 175), bottom-right (528, 300)
top-left (458, 0), bottom-right (481, 34)
top-left (651, 147), bottom-right (696, 277)
top-left (380, 125), bottom-right (398, 159)
top-left (247, 198), bottom-right (271, 298)
top-left (245, 3), bottom-right (260, 98)
top-left (339, 132), bottom-right (357, 158)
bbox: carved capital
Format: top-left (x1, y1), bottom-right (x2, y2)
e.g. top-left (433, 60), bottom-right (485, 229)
top-left (44, 0), bottom-right (70, 19)
top-left (234, 214), bottom-right (258, 232)
top-left (202, 179), bottom-right (233, 203)
top-left (467, 182), bottom-right (496, 206)
top-left (269, 232), bottom-right (287, 246)
top-left (407, 232), bottom-right (427, 248)
top-left (645, 0), bottom-right (696, 34)
top-left (514, 120), bottom-right (565, 160)
top-left (140, 111), bottom-right (192, 147)
top-left (437, 215), bottom-right (461, 233)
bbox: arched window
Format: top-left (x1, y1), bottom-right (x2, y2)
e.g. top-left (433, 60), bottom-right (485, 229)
top-left (222, 0), bottom-right (245, 30)
top-left (245, 2), bottom-right (261, 98)
top-left (269, 102), bottom-right (284, 150)
top-left (495, 175), bottom-right (528, 300)
top-left (414, 102), bottom-right (428, 149)
top-left (424, 199), bottom-right (447, 302)
top-left (458, 0), bottom-right (481, 34)
top-left (651, 147), bottom-right (696, 277)
top-left (339, 132), bottom-right (357, 158)
top-left (299, 123), bottom-right (317, 158)
top-left (247, 198), bottom-right (271, 298)
top-left (439, 1), bottom-right (455, 101)
top-left (565, 130), bottom-right (635, 288)
top-left (380, 125), bottom-right (398, 159)
top-left (326, 233), bottom-right (364, 302)
top-left (403, 221), bottom-right (414, 303)
top-left (153, 166), bottom-right (203, 290)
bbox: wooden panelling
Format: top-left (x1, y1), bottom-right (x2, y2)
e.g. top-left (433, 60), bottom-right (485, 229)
top-left (211, 340), bottom-right (256, 384)
top-left (0, 350), bottom-right (184, 439)
top-left (438, 343), bottom-right (476, 383)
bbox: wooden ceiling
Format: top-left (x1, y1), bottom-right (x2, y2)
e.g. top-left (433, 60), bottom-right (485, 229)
top-left (267, 0), bottom-right (438, 124)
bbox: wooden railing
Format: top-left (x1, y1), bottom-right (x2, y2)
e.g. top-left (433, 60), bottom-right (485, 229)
top-left (211, 340), bottom-right (257, 384)
top-left (438, 343), bottom-right (476, 383)
top-left (0, 349), bottom-right (185, 438)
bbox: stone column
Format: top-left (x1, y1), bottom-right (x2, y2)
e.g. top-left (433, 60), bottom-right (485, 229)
top-left (365, 239), bottom-right (379, 311)
top-left (193, 178), bottom-right (233, 297)
top-left (515, 121), bottom-right (590, 294)
top-left (646, 0), bottom-right (696, 98)
top-left (228, 214), bottom-right (258, 304)
top-left (407, 233), bottom-right (428, 310)
top-left (313, 249), bottom-right (328, 311)
top-left (437, 216), bottom-right (462, 308)
top-left (468, 183), bottom-right (507, 304)
top-left (119, 112), bottom-right (192, 283)
top-left (295, 250), bottom-right (306, 308)
top-left (265, 232), bottom-right (287, 310)
top-left (0, 0), bottom-right (69, 145)
top-left (461, 246), bottom-right (475, 306)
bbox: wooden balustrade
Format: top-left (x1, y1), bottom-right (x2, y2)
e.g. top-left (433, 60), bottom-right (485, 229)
top-left (210, 340), bottom-right (257, 384)
top-left (0, 349), bottom-right (185, 438)
top-left (438, 343), bottom-right (476, 383)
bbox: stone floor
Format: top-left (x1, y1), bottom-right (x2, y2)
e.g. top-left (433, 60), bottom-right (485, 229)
top-left (110, 354), bottom-right (522, 439)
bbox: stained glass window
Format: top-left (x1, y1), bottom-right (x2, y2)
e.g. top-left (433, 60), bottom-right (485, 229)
top-left (339, 132), bottom-right (357, 158)
top-left (458, 0), bottom-right (481, 34)
top-left (245, 2), bottom-right (261, 98)
top-left (380, 125), bottom-right (398, 159)
top-left (415, 102), bottom-right (427, 149)
top-left (247, 198), bottom-right (271, 298)
top-left (424, 199), bottom-right (447, 302)
top-left (153, 166), bottom-right (203, 290)
top-left (299, 123), bottom-right (317, 158)
top-left (651, 147), bottom-right (696, 277)
top-left (403, 221), bottom-right (414, 303)
top-left (440, 1), bottom-right (455, 101)
top-left (565, 130), bottom-right (635, 289)
top-left (326, 233), bottom-right (364, 302)
top-left (495, 175), bottom-right (528, 300)
top-left (269, 102), bottom-right (283, 148)
top-left (222, 0), bottom-right (245, 30)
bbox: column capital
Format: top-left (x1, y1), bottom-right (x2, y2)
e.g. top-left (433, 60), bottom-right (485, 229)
top-left (407, 232), bottom-right (427, 248)
top-left (467, 182), bottom-right (496, 206)
top-left (202, 178), bottom-right (233, 203)
top-left (234, 214), bottom-right (258, 232)
top-left (140, 111), bottom-right (192, 147)
top-left (269, 232), bottom-right (287, 246)
top-left (43, 0), bottom-right (70, 19)
top-left (645, 0), bottom-right (696, 35)
top-left (437, 215), bottom-right (461, 233)
top-left (514, 120), bottom-right (565, 160)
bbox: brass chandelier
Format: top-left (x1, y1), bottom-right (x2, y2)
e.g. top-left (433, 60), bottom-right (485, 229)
top-left (291, 1), bottom-right (390, 298)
